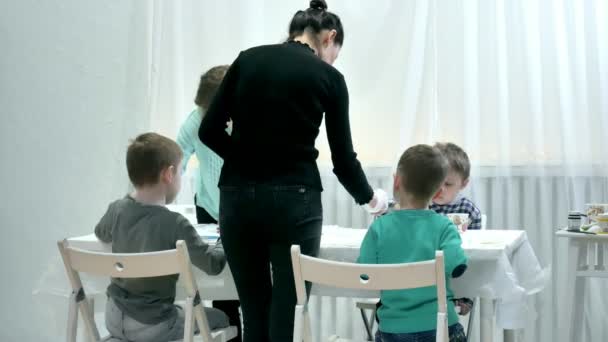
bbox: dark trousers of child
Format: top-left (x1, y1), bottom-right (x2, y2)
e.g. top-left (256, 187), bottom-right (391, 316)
top-left (218, 185), bottom-right (323, 342)
top-left (375, 323), bottom-right (467, 342)
top-left (195, 198), bottom-right (243, 342)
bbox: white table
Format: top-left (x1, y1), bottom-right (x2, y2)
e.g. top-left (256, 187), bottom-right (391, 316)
top-left (555, 229), bottom-right (608, 342)
top-left (63, 225), bottom-right (547, 342)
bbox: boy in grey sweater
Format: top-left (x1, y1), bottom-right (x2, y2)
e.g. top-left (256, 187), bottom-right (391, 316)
top-left (95, 132), bottom-right (229, 342)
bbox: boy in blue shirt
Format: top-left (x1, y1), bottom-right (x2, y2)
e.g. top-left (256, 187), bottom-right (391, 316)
top-left (177, 65), bottom-right (230, 224)
top-left (177, 65), bottom-right (242, 341)
top-left (358, 144), bottom-right (468, 342)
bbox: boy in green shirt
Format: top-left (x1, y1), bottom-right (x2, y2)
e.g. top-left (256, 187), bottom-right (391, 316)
top-left (358, 144), bottom-right (468, 342)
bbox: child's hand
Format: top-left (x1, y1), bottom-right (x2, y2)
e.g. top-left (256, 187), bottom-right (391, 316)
top-left (454, 298), bottom-right (473, 316)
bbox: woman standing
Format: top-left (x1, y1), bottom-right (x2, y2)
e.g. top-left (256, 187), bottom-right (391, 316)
top-left (199, 1), bottom-right (387, 340)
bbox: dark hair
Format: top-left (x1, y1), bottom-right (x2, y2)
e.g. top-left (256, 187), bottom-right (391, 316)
top-left (126, 133), bottom-right (183, 187)
top-left (288, 0), bottom-right (344, 46)
top-left (194, 65), bottom-right (230, 110)
top-left (397, 145), bottom-right (449, 202)
top-left (434, 142), bottom-right (471, 180)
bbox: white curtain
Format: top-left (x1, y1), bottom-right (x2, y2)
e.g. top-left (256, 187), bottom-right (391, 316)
top-left (399, 2), bottom-right (608, 342)
top-left (146, 1), bottom-right (608, 342)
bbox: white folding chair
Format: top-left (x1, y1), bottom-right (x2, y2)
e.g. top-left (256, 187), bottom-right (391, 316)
top-left (57, 239), bottom-right (237, 342)
top-left (291, 245), bottom-right (449, 342)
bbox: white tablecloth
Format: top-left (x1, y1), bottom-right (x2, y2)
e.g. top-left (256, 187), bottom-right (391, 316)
top-left (41, 225), bottom-right (548, 331)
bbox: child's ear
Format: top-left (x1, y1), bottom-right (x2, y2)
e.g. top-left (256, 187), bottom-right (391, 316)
top-left (161, 166), bottom-right (175, 184)
top-left (393, 173), bottom-right (400, 192)
top-left (461, 178), bottom-right (470, 189)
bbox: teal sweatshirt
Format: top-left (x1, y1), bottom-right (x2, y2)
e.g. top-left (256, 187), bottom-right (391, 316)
top-left (358, 210), bottom-right (468, 334)
top-left (177, 108), bottom-right (223, 220)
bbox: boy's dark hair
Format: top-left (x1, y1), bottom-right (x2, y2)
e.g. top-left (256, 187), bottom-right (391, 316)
top-left (434, 142), bottom-right (471, 180)
top-left (194, 65), bottom-right (230, 110)
top-left (397, 145), bottom-right (449, 202)
top-left (288, 0), bottom-right (344, 46)
top-left (126, 133), bottom-right (183, 187)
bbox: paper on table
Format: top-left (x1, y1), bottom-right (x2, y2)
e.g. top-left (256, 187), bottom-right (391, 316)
top-left (194, 224), bottom-right (219, 241)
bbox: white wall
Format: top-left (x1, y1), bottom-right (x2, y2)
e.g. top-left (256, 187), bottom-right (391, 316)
top-left (0, 1), bottom-right (150, 340)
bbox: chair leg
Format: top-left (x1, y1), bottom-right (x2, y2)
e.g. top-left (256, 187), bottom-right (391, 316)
top-left (184, 297), bottom-right (194, 342)
top-left (293, 305), bottom-right (304, 342)
top-left (86, 297), bottom-right (95, 342)
top-left (437, 312), bottom-right (448, 342)
top-left (466, 298), bottom-right (476, 338)
top-left (359, 308), bottom-right (374, 341)
top-left (67, 292), bottom-right (78, 342)
top-left (303, 310), bottom-right (313, 342)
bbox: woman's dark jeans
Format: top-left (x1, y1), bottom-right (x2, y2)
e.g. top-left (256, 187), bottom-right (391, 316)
top-left (219, 185), bottom-right (323, 342)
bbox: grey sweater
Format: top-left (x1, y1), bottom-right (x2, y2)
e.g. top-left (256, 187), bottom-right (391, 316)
top-left (95, 195), bottom-right (226, 324)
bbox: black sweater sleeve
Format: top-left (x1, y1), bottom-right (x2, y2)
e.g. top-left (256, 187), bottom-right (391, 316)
top-left (324, 74), bottom-right (374, 205)
top-left (199, 55), bottom-right (240, 160)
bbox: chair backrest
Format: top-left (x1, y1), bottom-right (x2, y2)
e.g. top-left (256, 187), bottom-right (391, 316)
top-left (291, 246), bottom-right (447, 309)
top-left (57, 239), bottom-right (215, 342)
top-left (62, 246), bottom-right (182, 278)
top-left (290, 246), bottom-right (448, 342)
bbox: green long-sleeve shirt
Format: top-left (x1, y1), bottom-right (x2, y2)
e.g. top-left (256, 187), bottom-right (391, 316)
top-left (177, 108), bottom-right (223, 220)
top-left (358, 210), bottom-right (468, 334)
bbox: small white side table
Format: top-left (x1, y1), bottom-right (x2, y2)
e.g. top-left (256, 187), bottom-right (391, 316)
top-left (555, 229), bottom-right (608, 342)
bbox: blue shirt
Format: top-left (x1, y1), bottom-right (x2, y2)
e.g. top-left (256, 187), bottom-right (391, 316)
top-left (177, 108), bottom-right (223, 220)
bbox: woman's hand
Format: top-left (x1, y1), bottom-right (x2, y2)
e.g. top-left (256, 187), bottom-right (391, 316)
top-left (364, 189), bottom-right (389, 216)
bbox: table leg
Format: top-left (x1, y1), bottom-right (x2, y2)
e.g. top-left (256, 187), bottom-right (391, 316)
top-left (503, 329), bottom-right (517, 342)
top-left (564, 240), bottom-right (586, 342)
top-left (479, 298), bottom-right (495, 342)
top-left (569, 280), bottom-right (586, 342)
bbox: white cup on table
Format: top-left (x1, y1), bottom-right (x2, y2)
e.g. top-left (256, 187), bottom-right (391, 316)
top-left (597, 213), bottom-right (608, 233)
top-left (447, 213), bottom-right (470, 233)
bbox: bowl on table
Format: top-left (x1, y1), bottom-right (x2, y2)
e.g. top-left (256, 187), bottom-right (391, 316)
top-left (585, 203), bottom-right (608, 222)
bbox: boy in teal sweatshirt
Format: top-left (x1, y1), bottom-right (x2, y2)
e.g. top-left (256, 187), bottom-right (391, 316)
top-left (358, 144), bottom-right (468, 342)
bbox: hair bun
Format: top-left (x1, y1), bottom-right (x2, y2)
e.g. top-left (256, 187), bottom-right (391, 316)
top-left (309, 0), bottom-right (328, 11)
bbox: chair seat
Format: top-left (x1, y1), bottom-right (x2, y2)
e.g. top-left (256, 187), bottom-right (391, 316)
top-left (355, 298), bottom-right (379, 310)
top-left (100, 337), bottom-right (122, 342)
top-left (169, 325), bottom-right (238, 341)
top-left (212, 326), bottom-right (238, 341)
top-left (328, 335), bottom-right (366, 342)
